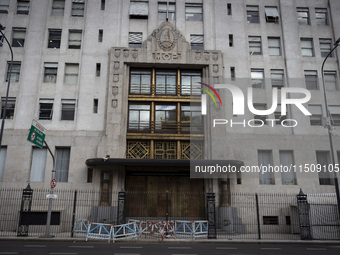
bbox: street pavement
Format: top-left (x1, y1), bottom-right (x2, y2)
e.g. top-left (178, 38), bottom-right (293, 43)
top-left (1, 240), bottom-right (340, 255)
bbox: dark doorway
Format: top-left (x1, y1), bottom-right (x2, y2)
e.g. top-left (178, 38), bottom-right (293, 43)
top-left (125, 172), bottom-right (205, 218)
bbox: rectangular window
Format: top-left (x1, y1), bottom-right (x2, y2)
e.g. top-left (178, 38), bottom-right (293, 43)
top-left (128, 103), bottom-right (151, 132)
top-left (253, 104), bottom-right (268, 125)
top-left (0, 146), bottom-right (6, 181)
top-left (185, 3), bottom-right (203, 21)
top-left (271, 69), bottom-right (284, 88)
top-left (268, 37), bottom-right (281, 56)
top-left (155, 70), bottom-right (176, 95)
top-left (227, 3), bottom-right (232, 15)
top-left (315, 8), bottom-right (327, 25)
top-left (158, 2), bottom-right (175, 20)
top-left (72, 0), bottom-right (85, 17)
top-left (55, 147), bottom-right (70, 182)
top-left (30, 148), bottom-right (47, 182)
top-left (249, 36), bottom-right (262, 55)
top-left (316, 151), bottom-right (334, 185)
top-left (229, 34), bottom-right (233, 47)
top-left (246, 5), bottom-right (259, 23)
top-left (263, 216), bottom-right (279, 225)
top-left (324, 71), bottom-right (338, 91)
top-left (251, 69), bottom-right (264, 88)
top-left (6, 61), bottom-right (21, 82)
top-left (12, 27), bottom-right (26, 47)
top-left (129, 1), bottom-right (148, 19)
top-left (181, 104), bottom-right (203, 133)
top-left (301, 38), bottom-right (314, 57)
top-left (61, 99), bottom-right (76, 120)
top-left (130, 68), bottom-right (152, 94)
top-left (320, 38), bottom-right (332, 58)
top-left (230, 67), bottom-right (235, 81)
top-left (297, 7), bottom-right (309, 25)
top-left (265, 6), bottom-right (279, 23)
top-left (48, 29), bottom-right (62, 49)
top-left (68, 29), bottom-right (82, 49)
top-left (181, 70), bottom-right (201, 95)
top-left (280, 151), bottom-right (296, 185)
top-left (155, 104), bottom-right (177, 132)
top-left (93, 99), bottom-right (98, 114)
top-left (96, 63), bottom-right (101, 77)
top-left (190, 34), bottom-right (204, 50)
top-left (87, 168), bottom-right (93, 183)
top-left (64, 63), bottom-right (79, 84)
top-left (101, 0), bottom-right (105, 11)
top-left (274, 105), bottom-right (286, 124)
top-left (309, 105), bottom-right (322, 126)
top-left (1, 97), bottom-right (15, 119)
top-left (329, 106), bottom-right (340, 126)
top-left (258, 150), bottom-right (275, 184)
top-left (98, 29), bottom-right (103, 42)
top-left (43, 63), bottom-right (58, 83)
top-left (129, 32), bottom-right (142, 48)
top-left (39, 99), bottom-right (54, 120)
top-left (51, 0), bottom-right (65, 16)
top-left (17, 0), bottom-right (30, 15)
top-left (0, 0), bottom-right (10, 13)
top-left (305, 70), bottom-right (318, 90)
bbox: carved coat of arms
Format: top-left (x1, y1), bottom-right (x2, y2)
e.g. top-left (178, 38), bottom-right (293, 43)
top-left (152, 22), bottom-right (180, 51)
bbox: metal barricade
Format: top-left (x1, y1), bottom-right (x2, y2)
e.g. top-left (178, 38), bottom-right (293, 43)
top-left (86, 222), bottom-right (113, 243)
top-left (112, 221), bottom-right (139, 241)
top-left (73, 219), bottom-right (89, 237)
top-left (175, 220), bottom-right (208, 239)
top-left (192, 220), bottom-right (208, 239)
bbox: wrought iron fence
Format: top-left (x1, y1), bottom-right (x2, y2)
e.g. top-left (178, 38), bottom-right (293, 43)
top-left (0, 186), bottom-right (339, 240)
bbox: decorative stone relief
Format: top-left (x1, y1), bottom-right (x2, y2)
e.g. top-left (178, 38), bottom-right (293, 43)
top-left (112, 86), bottom-right (118, 96)
top-left (152, 21), bottom-right (180, 51)
top-left (213, 64), bottom-right (219, 73)
top-left (195, 52), bottom-right (202, 60)
top-left (132, 50), bottom-right (138, 59)
top-left (113, 74), bottom-right (119, 82)
top-left (204, 52), bottom-right (210, 61)
top-left (212, 52), bottom-right (218, 61)
top-left (123, 49), bottom-right (129, 58)
top-left (112, 99), bottom-right (118, 108)
top-left (114, 61), bottom-right (120, 69)
top-left (114, 49), bottom-right (121, 58)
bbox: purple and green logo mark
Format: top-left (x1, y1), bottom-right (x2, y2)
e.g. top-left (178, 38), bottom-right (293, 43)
top-left (197, 82), bottom-right (222, 115)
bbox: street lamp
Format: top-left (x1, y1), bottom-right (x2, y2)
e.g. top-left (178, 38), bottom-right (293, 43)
top-left (0, 23), bottom-right (14, 148)
top-left (320, 37), bottom-right (340, 222)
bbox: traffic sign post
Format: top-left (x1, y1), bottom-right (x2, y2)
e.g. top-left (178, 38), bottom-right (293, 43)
top-left (26, 120), bottom-right (57, 238)
top-left (27, 119), bottom-right (46, 148)
top-left (50, 179), bottom-right (57, 189)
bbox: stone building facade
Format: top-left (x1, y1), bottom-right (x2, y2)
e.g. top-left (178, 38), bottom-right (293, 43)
top-left (0, 0), bottom-right (340, 216)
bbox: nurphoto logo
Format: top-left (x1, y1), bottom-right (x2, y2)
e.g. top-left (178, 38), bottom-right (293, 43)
top-left (199, 83), bottom-right (312, 128)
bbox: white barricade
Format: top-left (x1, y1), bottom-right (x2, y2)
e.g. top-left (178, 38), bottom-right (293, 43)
top-left (81, 219), bottom-right (208, 242)
top-left (73, 219), bottom-right (89, 237)
top-left (175, 220), bottom-right (208, 239)
top-left (192, 220), bottom-right (208, 239)
top-left (112, 221), bottom-right (139, 240)
top-left (86, 222), bottom-right (113, 243)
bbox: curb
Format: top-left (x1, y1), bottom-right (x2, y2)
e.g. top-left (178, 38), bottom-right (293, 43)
top-left (1, 237), bottom-right (340, 245)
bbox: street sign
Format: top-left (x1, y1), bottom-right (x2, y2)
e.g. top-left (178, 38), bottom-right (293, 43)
top-left (27, 119), bottom-right (46, 148)
top-left (46, 194), bottom-right (58, 199)
top-left (50, 179), bottom-right (57, 189)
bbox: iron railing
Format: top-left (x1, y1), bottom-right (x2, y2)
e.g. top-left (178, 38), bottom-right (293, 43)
top-left (0, 187), bottom-right (339, 240)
